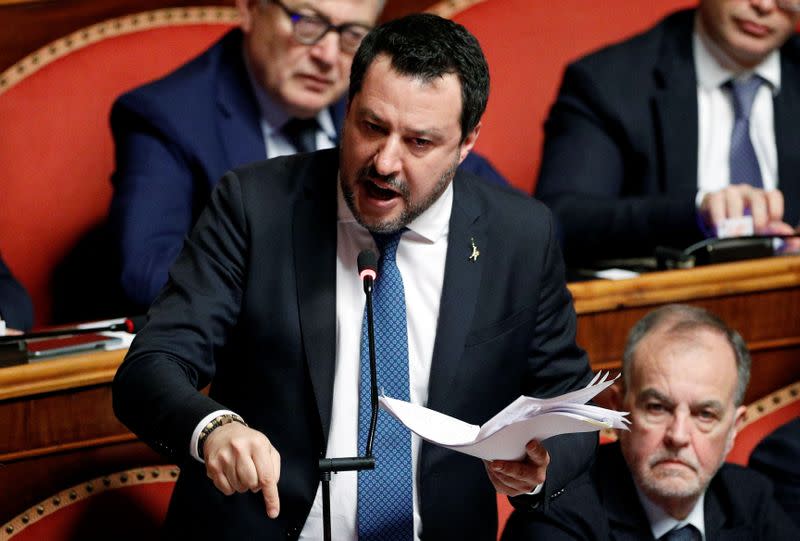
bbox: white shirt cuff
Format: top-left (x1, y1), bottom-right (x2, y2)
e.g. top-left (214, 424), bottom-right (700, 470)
top-left (190, 409), bottom-right (237, 463)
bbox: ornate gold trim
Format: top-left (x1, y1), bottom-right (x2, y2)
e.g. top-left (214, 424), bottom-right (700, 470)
top-left (0, 6), bottom-right (239, 96)
top-left (743, 380), bottom-right (800, 423)
top-left (0, 465), bottom-right (179, 540)
top-left (425, 0), bottom-right (489, 19)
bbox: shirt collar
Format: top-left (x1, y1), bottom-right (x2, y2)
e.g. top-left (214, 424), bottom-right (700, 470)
top-left (636, 485), bottom-right (707, 540)
top-left (242, 47), bottom-right (337, 140)
top-left (693, 15), bottom-right (781, 94)
top-left (337, 175), bottom-right (453, 244)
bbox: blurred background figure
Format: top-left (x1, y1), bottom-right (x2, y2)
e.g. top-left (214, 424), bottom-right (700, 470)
top-left (535, 0), bottom-right (800, 267)
top-left (0, 252), bottom-right (33, 333)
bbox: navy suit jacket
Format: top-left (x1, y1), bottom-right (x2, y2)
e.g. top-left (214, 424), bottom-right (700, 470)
top-left (749, 417), bottom-right (800, 527)
top-left (109, 29), bottom-right (510, 308)
top-left (0, 253), bottom-right (33, 331)
top-left (535, 10), bottom-right (800, 266)
top-left (503, 442), bottom-right (800, 540)
top-left (113, 149), bottom-right (595, 540)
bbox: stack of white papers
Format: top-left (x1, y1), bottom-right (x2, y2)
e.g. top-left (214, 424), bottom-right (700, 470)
top-left (379, 372), bottom-right (630, 461)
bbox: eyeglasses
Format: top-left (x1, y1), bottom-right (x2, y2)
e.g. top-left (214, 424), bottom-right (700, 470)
top-left (778, 0), bottom-right (800, 12)
top-left (268, 0), bottom-right (372, 54)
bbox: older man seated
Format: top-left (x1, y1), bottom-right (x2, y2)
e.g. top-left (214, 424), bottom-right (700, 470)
top-left (503, 304), bottom-right (799, 540)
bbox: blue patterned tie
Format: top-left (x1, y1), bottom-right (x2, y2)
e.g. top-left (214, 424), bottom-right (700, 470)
top-left (727, 76), bottom-right (764, 188)
top-left (659, 524), bottom-right (700, 541)
top-left (357, 229), bottom-right (413, 541)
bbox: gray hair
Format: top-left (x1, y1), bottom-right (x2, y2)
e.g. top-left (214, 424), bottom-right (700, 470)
top-left (621, 304), bottom-right (751, 406)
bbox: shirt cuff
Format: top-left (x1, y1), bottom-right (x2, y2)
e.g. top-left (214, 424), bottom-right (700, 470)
top-left (190, 409), bottom-right (237, 463)
top-left (527, 482), bottom-right (543, 496)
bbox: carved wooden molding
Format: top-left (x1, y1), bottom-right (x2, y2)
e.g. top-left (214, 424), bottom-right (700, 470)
top-left (0, 6), bottom-right (238, 96)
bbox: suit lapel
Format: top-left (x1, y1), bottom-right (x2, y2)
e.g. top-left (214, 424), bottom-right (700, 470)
top-left (426, 175), bottom-right (486, 413)
top-left (599, 444), bottom-right (656, 541)
top-left (216, 31), bottom-right (267, 170)
top-left (775, 40), bottom-right (800, 226)
top-left (293, 151), bottom-right (339, 442)
top-left (653, 13), bottom-right (698, 198)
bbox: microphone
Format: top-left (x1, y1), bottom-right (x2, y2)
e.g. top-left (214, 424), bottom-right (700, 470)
top-left (357, 249), bottom-right (379, 457)
top-left (318, 250), bottom-right (379, 541)
top-left (358, 249), bottom-right (377, 294)
top-left (0, 315), bottom-right (146, 344)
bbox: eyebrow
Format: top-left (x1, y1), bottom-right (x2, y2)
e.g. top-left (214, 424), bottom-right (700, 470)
top-left (637, 388), bottom-right (724, 411)
top-left (357, 108), bottom-right (446, 140)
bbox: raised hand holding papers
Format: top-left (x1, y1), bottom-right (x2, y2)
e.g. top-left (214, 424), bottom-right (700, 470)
top-left (379, 372), bottom-right (630, 461)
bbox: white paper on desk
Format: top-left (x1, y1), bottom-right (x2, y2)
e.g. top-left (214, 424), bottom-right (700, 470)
top-left (379, 372), bottom-right (630, 461)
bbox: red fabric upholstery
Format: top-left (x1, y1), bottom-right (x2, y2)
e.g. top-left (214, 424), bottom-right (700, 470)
top-left (0, 9), bottom-right (235, 326)
top-left (2, 466), bottom-right (177, 541)
top-left (449, 0), bottom-right (697, 193)
top-left (726, 381), bottom-right (800, 465)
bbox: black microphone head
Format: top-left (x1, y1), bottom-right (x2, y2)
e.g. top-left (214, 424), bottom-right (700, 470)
top-left (124, 315), bottom-right (148, 333)
top-left (357, 250), bottom-right (378, 274)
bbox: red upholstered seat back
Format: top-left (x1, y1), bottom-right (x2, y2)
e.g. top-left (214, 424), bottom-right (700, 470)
top-left (1, 466), bottom-right (178, 541)
top-left (726, 381), bottom-right (800, 465)
top-left (0, 7), bottom-right (237, 326)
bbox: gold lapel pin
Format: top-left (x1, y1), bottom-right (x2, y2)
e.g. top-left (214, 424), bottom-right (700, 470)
top-left (469, 237), bottom-right (480, 262)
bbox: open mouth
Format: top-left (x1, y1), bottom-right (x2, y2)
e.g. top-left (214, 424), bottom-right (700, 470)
top-left (363, 178), bottom-right (400, 201)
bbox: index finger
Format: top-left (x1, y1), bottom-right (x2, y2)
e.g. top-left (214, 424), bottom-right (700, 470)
top-left (253, 442), bottom-right (281, 518)
top-left (765, 189), bottom-right (785, 223)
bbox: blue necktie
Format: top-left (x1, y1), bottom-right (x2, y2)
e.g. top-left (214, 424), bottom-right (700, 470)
top-left (282, 117), bottom-right (318, 153)
top-left (659, 524), bottom-right (700, 541)
top-left (357, 229), bottom-right (413, 541)
top-left (727, 76), bottom-right (764, 188)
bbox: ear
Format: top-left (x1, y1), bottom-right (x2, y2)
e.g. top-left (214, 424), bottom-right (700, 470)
top-left (457, 121), bottom-right (481, 164)
top-left (607, 381), bottom-right (625, 411)
top-left (724, 405), bottom-right (747, 455)
top-left (237, 0), bottom-right (254, 33)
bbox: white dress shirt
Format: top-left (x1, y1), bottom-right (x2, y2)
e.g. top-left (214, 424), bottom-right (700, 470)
top-left (299, 180), bottom-right (452, 540)
top-left (637, 485), bottom-right (707, 541)
top-left (694, 16), bottom-right (780, 208)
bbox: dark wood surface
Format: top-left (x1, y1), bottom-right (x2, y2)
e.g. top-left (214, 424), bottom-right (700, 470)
top-left (3, 256), bottom-right (800, 522)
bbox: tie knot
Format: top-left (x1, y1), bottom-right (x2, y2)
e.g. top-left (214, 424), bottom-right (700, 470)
top-left (660, 524), bottom-right (700, 541)
top-left (282, 117), bottom-right (319, 153)
top-left (726, 76), bottom-right (763, 121)
top-left (372, 229), bottom-right (405, 263)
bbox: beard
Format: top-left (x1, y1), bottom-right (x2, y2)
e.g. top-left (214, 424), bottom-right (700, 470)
top-left (341, 153), bottom-right (459, 234)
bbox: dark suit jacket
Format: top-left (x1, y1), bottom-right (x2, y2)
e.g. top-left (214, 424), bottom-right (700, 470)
top-left (535, 9), bottom-right (800, 266)
top-left (0, 253), bottom-right (33, 331)
top-left (502, 442), bottom-right (800, 540)
top-left (108, 29), bottom-right (510, 308)
top-left (112, 149), bottom-right (596, 540)
top-left (749, 417), bottom-right (800, 527)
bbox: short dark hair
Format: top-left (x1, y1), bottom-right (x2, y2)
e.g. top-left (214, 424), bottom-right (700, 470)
top-left (348, 13), bottom-right (490, 142)
top-left (622, 304), bottom-right (751, 406)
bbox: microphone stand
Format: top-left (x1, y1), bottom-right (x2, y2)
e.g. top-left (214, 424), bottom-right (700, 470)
top-left (318, 255), bottom-right (379, 541)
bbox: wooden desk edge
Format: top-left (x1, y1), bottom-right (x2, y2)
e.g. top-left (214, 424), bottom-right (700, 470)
top-left (3, 256), bottom-right (800, 400)
top-left (0, 349), bottom-right (125, 401)
top-left (568, 255), bottom-right (800, 314)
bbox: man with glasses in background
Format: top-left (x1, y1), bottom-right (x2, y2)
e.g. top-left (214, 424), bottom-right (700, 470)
top-left (108, 0), bottom-right (509, 310)
top-left (534, 0), bottom-right (800, 267)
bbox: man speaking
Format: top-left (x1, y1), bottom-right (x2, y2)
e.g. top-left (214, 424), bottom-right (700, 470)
top-left (113, 14), bottom-right (595, 540)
